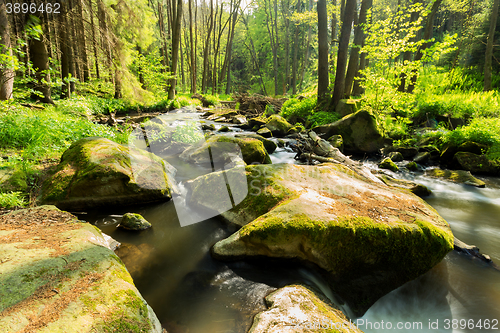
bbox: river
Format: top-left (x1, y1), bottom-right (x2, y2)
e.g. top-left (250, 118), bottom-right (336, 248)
top-left (82, 111), bottom-right (500, 333)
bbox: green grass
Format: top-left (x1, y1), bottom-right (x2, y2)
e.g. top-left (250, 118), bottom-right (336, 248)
top-left (0, 192), bottom-right (26, 209)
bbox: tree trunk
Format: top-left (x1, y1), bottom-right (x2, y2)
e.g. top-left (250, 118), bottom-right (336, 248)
top-left (485, 0), bottom-right (500, 91)
top-left (331, 0), bottom-right (356, 110)
top-left (291, 0), bottom-right (301, 95)
top-left (299, 0), bottom-right (313, 92)
top-left (29, 37), bottom-right (53, 103)
top-left (58, 1), bottom-right (71, 98)
top-left (317, 0), bottom-right (329, 105)
top-left (344, 0), bottom-right (372, 97)
top-left (89, 0), bottom-right (100, 79)
top-left (241, 14), bottom-right (267, 95)
top-left (0, 0), bottom-right (14, 100)
top-left (202, 0), bottom-right (214, 93)
top-left (168, 0), bottom-right (183, 99)
top-left (77, 0), bottom-right (90, 82)
top-left (407, 0), bottom-right (442, 93)
top-left (329, 0), bottom-right (337, 67)
top-left (189, 0), bottom-right (196, 93)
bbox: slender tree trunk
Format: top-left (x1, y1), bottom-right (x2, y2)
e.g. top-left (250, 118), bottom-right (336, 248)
top-left (98, 0), bottom-right (112, 80)
top-left (282, 0), bottom-right (291, 94)
top-left (202, 0), bottom-right (214, 93)
top-left (189, 0), bottom-right (196, 93)
top-left (317, 0), bottom-right (329, 105)
top-left (89, 0), bottom-right (100, 79)
top-left (58, 1), bottom-right (71, 98)
top-left (331, 0), bottom-right (356, 110)
top-left (291, 0), bottom-right (301, 95)
top-left (168, 0), bottom-right (183, 99)
top-left (0, 0), bottom-right (14, 100)
top-left (398, 0), bottom-right (419, 92)
top-left (299, 0), bottom-right (313, 92)
top-left (485, 0), bottom-right (500, 91)
top-left (330, 0), bottom-right (337, 67)
top-left (69, 3), bottom-right (78, 92)
top-left (344, 0), bottom-right (371, 97)
top-left (242, 14), bottom-right (268, 95)
top-left (77, 0), bottom-right (90, 82)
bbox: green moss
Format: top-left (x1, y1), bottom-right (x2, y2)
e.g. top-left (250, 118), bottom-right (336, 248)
top-left (239, 214), bottom-right (453, 278)
top-left (379, 157), bottom-right (399, 172)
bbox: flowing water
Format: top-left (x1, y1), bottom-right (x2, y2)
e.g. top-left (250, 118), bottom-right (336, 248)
top-left (83, 112), bottom-right (500, 332)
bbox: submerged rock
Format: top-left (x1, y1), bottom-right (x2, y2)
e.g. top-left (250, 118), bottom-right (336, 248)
top-left (377, 174), bottom-right (432, 197)
top-left (39, 137), bottom-right (175, 211)
top-left (0, 206), bottom-right (162, 332)
top-left (312, 110), bottom-right (385, 154)
top-left (118, 213), bottom-right (152, 231)
top-left (249, 285), bottom-right (362, 333)
top-left (180, 134), bottom-right (272, 165)
top-left (425, 168), bottom-right (486, 187)
top-left (203, 163), bottom-right (453, 315)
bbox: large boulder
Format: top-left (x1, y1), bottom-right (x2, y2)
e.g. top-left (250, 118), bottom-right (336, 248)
top-left (207, 163), bottom-right (453, 315)
top-left (235, 133), bottom-right (277, 154)
top-left (265, 115), bottom-right (294, 137)
top-left (39, 137), bottom-right (175, 211)
top-left (180, 134), bottom-right (272, 166)
top-left (312, 110), bottom-right (385, 154)
top-left (453, 152), bottom-right (500, 175)
top-left (0, 206), bottom-right (162, 333)
top-left (249, 285), bottom-right (363, 333)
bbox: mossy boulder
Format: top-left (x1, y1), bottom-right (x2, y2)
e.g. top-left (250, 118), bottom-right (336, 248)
top-left (235, 133), bottom-right (277, 154)
top-left (118, 213), bottom-right (152, 231)
top-left (335, 99), bottom-right (359, 118)
top-left (388, 151), bottom-right (404, 162)
top-left (395, 147), bottom-right (418, 160)
top-left (453, 152), bottom-right (500, 176)
top-left (249, 285), bottom-right (363, 333)
top-left (205, 163), bottom-right (453, 315)
top-left (0, 206), bottom-right (162, 333)
top-left (379, 157), bottom-right (399, 172)
top-left (312, 110), bottom-right (385, 154)
top-left (425, 168), bottom-right (486, 187)
top-left (180, 134), bottom-right (272, 166)
top-left (256, 127), bottom-right (272, 138)
top-left (413, 152), bottom-right (431, 164)
top-left (265, 115), bottom-right (294, 137)
top-left (406, 161), bottom-right (419, 171)
top-left (39, 137), bottom-right (175, 211)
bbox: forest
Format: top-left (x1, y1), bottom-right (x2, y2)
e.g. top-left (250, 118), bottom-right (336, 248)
top-left (0, 0), bottom-right (498, 206)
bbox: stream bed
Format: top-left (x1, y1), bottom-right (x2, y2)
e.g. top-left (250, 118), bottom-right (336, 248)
top-left (82, 111), bottom-right (500, 333)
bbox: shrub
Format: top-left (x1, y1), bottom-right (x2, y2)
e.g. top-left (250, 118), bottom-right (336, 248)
top-left (307, 111), bottom-right (340, 127)
top-left (280, 97), bottom-right (316, 123)
top-left (442, 118), bottom-right (500, 148)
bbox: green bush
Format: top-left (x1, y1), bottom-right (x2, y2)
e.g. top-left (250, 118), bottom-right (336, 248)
top-left (203, 94), bottom-right (220, 106)
top-left (307, 111), bottom-right (340, 127)
top-left (442, 118), bottom-right (500, 148)
top-left (280, 97), bottom-right (316, 122)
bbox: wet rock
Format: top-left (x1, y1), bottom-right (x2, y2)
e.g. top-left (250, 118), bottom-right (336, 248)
top-left (0, 206), bottom-right (162, 333)
top-left (413, 152), bottom-right (431, 164)
top-left (388, 151), bottom-right (404, 162)
top-left (235, 133), bottom-right (277, 154)
top-left (118, 213), bottom-right (152, 231)
top-left (201, 124), bottom-right (215, 131)
top-left (217, 125), bottom-right (231, 132)
top-left (406, 161), bottom-right (419, 171)
top-left (232, 115), bottom-right (248, 125)
top-left (249, 285), bottom-right (363, 333)
top-left (265, 115), bottom-right (294, 137)
top-left (115, 243), bottom-right (155, 277)
top-left (39, 137), bottom-right (175, 211)
top-left (377, 174), bottom-right (432, 197)
top-left (379, 157), bottom-right (399, 172)
top-left (180, 134), bottom-right (272, 165)
top-left (286, 126), bottom-right (301, 135)
top-left (312, 110), bottom-right (385, 154)
top-left (208, 163), bottom-right (454, 316)
top-left (458, 141), bottom-right (488, 155)
top-left (425, 168), bottom-right (486, 187)
top-left (256, 127), bottom-right (272, 138)
top-left (454, 152), bottom-right (500, 175)
top-left (395, 147), bottom-right (418, 160)
top-left (248, 118), bottom-right (267, 129)
top-left (335, 99), bottom-right (360, 118)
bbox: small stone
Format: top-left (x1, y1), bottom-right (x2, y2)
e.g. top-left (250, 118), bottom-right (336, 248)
top-left (118, 213), bottom-right (152, 231)
top-left (379, 157), bottom-right (399, 172)
top-left (256, 127), bottom-right (272, 138)
top-left (407, 161), bottom-right (419, 171)
top-left (217, 125), bottom-right (231, 132)
top-left (388, 151), bottom-right (404, 162)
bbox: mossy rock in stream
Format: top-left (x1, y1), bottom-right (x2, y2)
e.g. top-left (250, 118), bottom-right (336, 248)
top-left (312, 110), bottom-right (385, 154)
top-left (180, 134), bottom-right (272, 165)
top-left (0, 206), bottom-right (162, 333)
top-left (118, 213), bottom-right (152, 231)
top-left (208, 163), bottom-right (454, 316)
top-left (453, 152), bottom-right (500, 176)
top-left (39, 137), bottom-right (176, 211)
top-left (379, 157), bottom-right (399, 172)
top-left (265, 115), bottom-right (294, 137)
top-left (425, 168), bottom-right (486, 187)
top-left (249, 284), bottom-right (363, 333)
